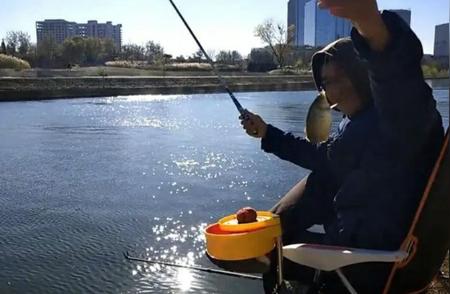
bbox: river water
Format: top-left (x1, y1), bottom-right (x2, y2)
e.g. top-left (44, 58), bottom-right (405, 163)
top-left (0, 87), bottom-right (448, 293)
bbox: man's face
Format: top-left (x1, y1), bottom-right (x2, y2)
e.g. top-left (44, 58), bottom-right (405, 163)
top-left (321, 62), bottom-right (361, 115)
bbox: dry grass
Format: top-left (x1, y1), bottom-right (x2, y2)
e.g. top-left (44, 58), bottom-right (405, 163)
top-left (0, 65), bottom-right (269, 77)
top-left (105, 60), bottom-right (149, 69)
top-left (105, 60), bottom-right (213, 71)
top-left (164, 62), bottom-right (212, 71)
top-left (0, 54), bottom-right (31, 70)
top-left (105, 61), bottom-right (241, 72)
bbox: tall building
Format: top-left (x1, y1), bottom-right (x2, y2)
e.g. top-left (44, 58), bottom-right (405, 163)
top-left (434, 23), bottom-right (449, 68)
top-left (287, 2), bottom-right (413, 47)
top-left (36, 19), bottom-right (122, 50)
top-left (36, 19), bottom-right (78, 45)
top-left (304, 0), bottom-right (352, 47)
top-left (287, 0), bottom-right (306, 46)
top-left (387, 9), bottom-right (411, 26)
top-left (288, 0), bottom-right (351, 47)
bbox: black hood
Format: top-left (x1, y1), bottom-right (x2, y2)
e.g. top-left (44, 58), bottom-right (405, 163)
top-left (311, 37), bottom-right (372, 105)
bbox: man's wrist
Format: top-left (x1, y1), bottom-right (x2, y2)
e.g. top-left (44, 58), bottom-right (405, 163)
top-left (353, 11), bottom-right (390, 51)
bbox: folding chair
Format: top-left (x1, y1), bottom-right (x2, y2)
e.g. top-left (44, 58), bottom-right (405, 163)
top-left (283, 130), bottom-right (450, 293)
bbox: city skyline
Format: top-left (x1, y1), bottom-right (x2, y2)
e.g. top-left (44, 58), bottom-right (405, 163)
top-left (0, 0), bottom-right (448, 56)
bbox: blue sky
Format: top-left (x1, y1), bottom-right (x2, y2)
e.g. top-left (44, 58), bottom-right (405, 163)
top-left (0, 0), bottom-right (448, 56)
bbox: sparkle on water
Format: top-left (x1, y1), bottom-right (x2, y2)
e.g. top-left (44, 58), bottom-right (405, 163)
top-left (0, 88), bottom-right (447, 293)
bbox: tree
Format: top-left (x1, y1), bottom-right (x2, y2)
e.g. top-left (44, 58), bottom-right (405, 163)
top-left (254, 19), bottom-right (295, 68)
top-left (84, 38), bottom-right (103, 64)
top-left (247, 48), bottom-right (277, 72)
top-left (24, 43), bottom-right (37, 67)
top-left (0, 39), bottom-right (6, 54)
top-left (192, 49), bottom-right (204, 63)
top-left (61, 37), bottom-right (85, 65)
top-left (120, 44), bottom-right (145, 61)
top-left (17, 32), bottom-right (31, 56)
top-left (99, 38), bottom-right (116, 63)
top-left (230, 50), bottom-right (243, 64)
top-left (216, 50), bottom-right (230, 64)
top-left (5, 31), bottom-right (19, 55)
top-left (216, 50), bottom-right (243, 65)
top-left (4, 31), bottom-right (32, 58)
top-left (174, 55), bottom-right (186, 63)
top-left (36, 37), bottom-right (59, 67)
top-left (206, 49), bottom-right (216, 62)
top-left (156, 54), bottom-right (173, 73)
top-left (145, 41), bottom-right (164, 63)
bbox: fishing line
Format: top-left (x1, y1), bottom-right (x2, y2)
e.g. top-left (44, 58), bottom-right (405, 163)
top-left (124, 251), bottom-right (262, 280)
top-left (168, 0), bottom-right (245, 114)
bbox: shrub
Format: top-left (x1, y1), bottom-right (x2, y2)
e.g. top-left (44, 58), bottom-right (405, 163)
top-left (0, 54), bottom-right (31, 70)
top-left (96, 68), bottom-right (108, 77)
top-left (105, 60), bottom-right (146, 69)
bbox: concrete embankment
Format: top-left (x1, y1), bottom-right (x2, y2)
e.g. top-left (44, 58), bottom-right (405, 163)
top-left (0, 75), bottom-right (316, 101)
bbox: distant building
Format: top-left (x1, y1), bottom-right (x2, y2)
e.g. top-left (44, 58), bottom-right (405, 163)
top-left (36, 19), bottom-right (78, 45)
top-left (387, 9), bottom-right (411, 26)
top-left (287, 2), bottom-right (415, 47)
top-left (287, 0), bottom-right (352, 47)
top-left (434, 23), bottom-right (449, 68)
top-left (36, 19), bottom-right (122, 50)
top-left (287, 0), bottom-right (306, 46)
top-left (304, 0), bottom-right (352, 47)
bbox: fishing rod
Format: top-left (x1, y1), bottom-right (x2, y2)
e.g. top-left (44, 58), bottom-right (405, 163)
top-left (123, 251), bottom-right (262, 280)
top-left (168, 0), bottom-right (245, 115)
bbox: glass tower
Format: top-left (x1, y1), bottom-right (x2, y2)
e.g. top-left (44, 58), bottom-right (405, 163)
top-left (302, 0), bottom-right (352, 47)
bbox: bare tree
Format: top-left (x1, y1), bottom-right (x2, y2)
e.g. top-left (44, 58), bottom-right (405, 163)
top-left (206, 49), bottom-right (216, 62)
top-left (145, 41), bottom-right (164, 64)
top-left (5, 31), bottom-right (19, 55)
top-left (216, 50), bottom-right (243, 65)
top-left (191, 49), bottom-right (203, 63)
top-left (120, 44), bottom-right (145, 61)
top-left (5, 31), bottom-right (31, 57)
top-left (17, 32), bottom-right (31, 56)
top-left (254, 19), bottom-right (295, 68)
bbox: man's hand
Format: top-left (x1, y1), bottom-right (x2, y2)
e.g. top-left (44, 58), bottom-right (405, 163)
top-left (317, 0), bottom-right (378, 24)
top-left (317, 0), bottom-right (390, 51)
top-left (239, 110), bottom-right (268, 139)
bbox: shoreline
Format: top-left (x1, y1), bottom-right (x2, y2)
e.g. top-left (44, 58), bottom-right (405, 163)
top-left (0, 75), bottom-right (316, 101)
top-left (0, 75), bottom-right (447, 102)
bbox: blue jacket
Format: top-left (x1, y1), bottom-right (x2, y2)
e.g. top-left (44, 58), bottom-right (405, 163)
top-left (261, 11), bottom-right (444, 250)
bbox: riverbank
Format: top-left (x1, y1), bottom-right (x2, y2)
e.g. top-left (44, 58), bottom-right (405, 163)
top-left (0, 75), bottom-right (316, 101)
top-left (0, 65), bottom-right (447, 101)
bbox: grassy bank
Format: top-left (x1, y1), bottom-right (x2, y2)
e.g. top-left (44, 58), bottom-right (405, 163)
top-left (0, 66), bottom-right (447, 101)
top-left (0, 66), bottom-right (279, 78)
top-left (0, 65), bottom-right (447, 79)
top-left (0, 74), bottom-right (316, 101)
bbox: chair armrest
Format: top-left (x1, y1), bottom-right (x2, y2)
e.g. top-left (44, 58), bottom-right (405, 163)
top-left (306, 224), bottom-right (326, 234)
top-left (283, 243), bottom-right (408, 271)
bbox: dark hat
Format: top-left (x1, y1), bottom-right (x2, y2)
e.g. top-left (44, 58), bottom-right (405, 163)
top-left (311, 38), bottom-right (372, 105)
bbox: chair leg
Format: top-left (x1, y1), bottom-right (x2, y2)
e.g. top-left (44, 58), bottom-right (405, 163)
top-left (336, 269), bottom-right (358, 294)
top-left (277, 236), bottom-right (284, 286)
top-left (313, 270), bottom-right (321, 283)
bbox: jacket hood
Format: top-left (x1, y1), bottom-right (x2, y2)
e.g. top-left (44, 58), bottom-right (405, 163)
top-left (311, 37), bottom-right (372, 105)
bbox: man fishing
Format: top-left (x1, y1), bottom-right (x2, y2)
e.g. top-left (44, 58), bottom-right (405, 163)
top-left (240, 0), bottom-right (444, 292)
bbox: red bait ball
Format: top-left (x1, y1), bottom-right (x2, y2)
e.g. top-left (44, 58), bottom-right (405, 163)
top-left (236, 207), bottom-right (258, 224)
